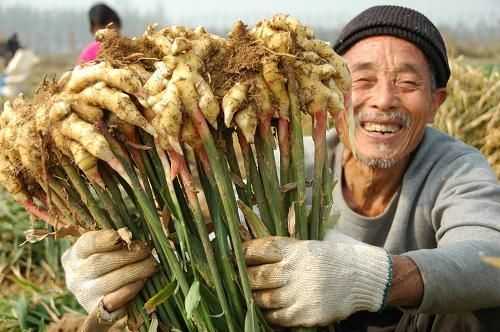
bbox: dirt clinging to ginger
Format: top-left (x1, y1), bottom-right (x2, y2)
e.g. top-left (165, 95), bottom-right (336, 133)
top-left (208, 22), bottom-right (269, 97)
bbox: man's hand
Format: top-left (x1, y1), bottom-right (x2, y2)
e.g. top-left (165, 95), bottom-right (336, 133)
top-left (61, 230), bottom-right (157, 317)
top-left (243, 231), bottom-right (392, 327)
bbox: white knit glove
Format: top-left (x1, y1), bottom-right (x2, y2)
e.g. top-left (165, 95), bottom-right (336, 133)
top-left (244, 231), bottom-right (392, 327)
top-left (61, 230), bottom-right (157, 316)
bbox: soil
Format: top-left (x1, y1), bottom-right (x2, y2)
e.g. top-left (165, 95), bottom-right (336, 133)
top-left (98, 31), bottom-right (163, 71)
top-left (206, 21), bottom-right (269, 97)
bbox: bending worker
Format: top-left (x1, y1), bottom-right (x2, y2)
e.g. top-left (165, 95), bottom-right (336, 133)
top-left (61, 5), bottom-right (500, 332)
top-left (78, 3), bottom-right (121, 64)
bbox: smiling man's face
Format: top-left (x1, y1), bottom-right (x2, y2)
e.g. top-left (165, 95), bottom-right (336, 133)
top-left (336, 36), bottom-right (447, 168)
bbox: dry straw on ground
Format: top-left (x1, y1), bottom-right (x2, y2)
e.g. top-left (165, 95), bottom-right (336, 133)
top-left (434, 57), bottom-right (500, 178)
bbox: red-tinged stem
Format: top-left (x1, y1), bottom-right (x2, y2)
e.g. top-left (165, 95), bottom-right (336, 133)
top-left (258, 116), bottom-right (272, 138)
top-left (310, 110), bottom-right (327, 240)
top-left (195, 147), bottom-right (211, 175)
top-left (170, 152), bottom-right (193, 200)
top-left (89, 172), bottom-right (105, 189)
top-left (21, 200), bottom-right (50, 223)
top-left (168, 149), bottom-right (183, 180)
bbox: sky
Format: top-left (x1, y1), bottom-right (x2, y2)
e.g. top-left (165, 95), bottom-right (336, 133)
top-left (1, 0), bottom-right (500, 28)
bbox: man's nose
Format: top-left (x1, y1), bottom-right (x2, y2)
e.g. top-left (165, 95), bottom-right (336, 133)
top-left (369, 79), bottom-right (399, 111)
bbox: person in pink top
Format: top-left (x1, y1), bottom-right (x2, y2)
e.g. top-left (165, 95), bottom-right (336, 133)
top-left (78, 3), bottom-right (121, 64)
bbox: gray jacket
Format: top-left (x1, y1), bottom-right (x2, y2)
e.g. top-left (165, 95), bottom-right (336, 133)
top-left (304, 127), bottom-right (500, 332)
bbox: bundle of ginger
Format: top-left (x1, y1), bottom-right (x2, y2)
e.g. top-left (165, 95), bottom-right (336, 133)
top-left (0, 15), bottom-right (350, 332)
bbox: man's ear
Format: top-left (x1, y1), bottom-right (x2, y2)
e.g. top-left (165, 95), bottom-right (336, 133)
top-left (427, 88), bottom-right (447, 123)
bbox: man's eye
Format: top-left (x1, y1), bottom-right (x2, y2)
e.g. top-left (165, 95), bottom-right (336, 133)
top-left (398, 80), bottom-right (418, 89)
top-left (353, 78), bottom-right (374, 87)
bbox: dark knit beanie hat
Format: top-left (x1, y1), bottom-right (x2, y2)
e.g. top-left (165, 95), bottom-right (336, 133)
top-left (333, 5), bottom-right (450, 88)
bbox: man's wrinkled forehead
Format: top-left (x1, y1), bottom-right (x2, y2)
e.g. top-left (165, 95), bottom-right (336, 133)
top-left (343, 36), bottom-right (431, 75)
top-left (350, 62), bottom-right (422, 75)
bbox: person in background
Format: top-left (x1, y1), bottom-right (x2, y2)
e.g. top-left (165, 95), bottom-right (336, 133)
top-left (0, 33), bottom-right (22, 67)
top-left (0, 33), bottom-right (39, 97)
top-left (78, 3), bottom-right (121, 64)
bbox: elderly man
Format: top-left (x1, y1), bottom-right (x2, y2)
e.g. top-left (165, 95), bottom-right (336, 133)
top-left (244, 5), bottom-right (500, 331)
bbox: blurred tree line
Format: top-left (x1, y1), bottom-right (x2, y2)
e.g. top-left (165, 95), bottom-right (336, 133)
top-left (0, 5), bottom-right (499, 57)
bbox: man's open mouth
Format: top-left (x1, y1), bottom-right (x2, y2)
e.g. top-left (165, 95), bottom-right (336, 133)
top-left (361, 122), bottom-right (403, 135)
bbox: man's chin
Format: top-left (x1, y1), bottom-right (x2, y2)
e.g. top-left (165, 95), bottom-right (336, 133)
top-left (354, 153), bottom-right (399, 169)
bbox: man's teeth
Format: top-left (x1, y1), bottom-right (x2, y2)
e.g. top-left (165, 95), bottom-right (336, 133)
top-left (362, 122), bottom-right (401, 133)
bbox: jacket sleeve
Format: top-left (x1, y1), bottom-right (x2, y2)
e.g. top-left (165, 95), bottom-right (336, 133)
top-left (404, 152), bottom-right (500, 313)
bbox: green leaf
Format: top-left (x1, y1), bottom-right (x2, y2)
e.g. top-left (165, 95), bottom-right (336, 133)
top-left (244, 300), bottom-right (259, 332)
top-left (13, 294), bottom-right (29, 330)
top-left (238, 200), bottom-right (271, 238)
top-left (144, 280), bottom-right (177, 314)
top-left (185, 281), bottom-right (201, 320)
top-left (199, 282), bottom-right (222, 316)
top-left (8, 275), bottom-right (43, 294)
top-left (189, 232), bottom-right (214, 288)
